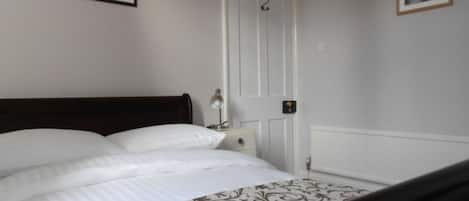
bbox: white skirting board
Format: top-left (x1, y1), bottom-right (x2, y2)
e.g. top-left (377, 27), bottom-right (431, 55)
top-left (307, 126), bottom-right (469, 190)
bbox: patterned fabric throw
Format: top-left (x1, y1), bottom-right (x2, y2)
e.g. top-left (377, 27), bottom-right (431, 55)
top-left (193, 178), bottom-right (369, 201)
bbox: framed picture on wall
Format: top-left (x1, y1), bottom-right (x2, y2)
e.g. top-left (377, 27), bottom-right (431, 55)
top-left (96, 0), bottom-right (137, 7)
top-left (397, 0), bottom-right (453, 15)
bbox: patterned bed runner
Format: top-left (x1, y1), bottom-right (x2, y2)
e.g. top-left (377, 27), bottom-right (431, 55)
top-left (193, 178), bottom-right (369, 201)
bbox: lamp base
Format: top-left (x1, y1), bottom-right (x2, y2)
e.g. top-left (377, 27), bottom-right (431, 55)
top-left (207, 121), bottom-right (230, 131)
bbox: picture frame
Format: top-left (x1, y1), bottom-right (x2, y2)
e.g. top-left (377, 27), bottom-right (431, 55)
top-left (397, 0), bottom-right (453, 16)
top-left (96, 0), bottom-right (137, 7)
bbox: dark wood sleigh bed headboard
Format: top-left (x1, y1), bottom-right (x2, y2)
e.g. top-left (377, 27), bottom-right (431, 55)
top-left (0, 94), bottom-right (192, 136)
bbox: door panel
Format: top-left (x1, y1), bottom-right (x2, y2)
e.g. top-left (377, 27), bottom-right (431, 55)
top-left (227, 0), bottom-right (294, 172)
top-left (266, 0), bottom-right (287, 97)
top-left (239, 0), bottom-right (261, 97)
top-left (268, 118), bottom-right (287, 170)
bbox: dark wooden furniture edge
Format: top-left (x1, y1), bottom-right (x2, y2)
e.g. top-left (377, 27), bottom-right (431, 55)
top-left (0, 94), bottom-right (192, 136)
top-left (355, 159), bottom-right (469, 201)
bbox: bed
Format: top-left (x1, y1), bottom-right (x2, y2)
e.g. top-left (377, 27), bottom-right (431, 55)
top-left (0, 94), bottom-right (369, 201)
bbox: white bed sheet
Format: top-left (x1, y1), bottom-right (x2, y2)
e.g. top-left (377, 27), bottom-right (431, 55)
top-left (1, 150), bottom-right (293, 201)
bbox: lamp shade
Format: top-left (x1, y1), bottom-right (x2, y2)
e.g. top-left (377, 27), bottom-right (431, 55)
top-left (210, 89), bottom-right (224, 109)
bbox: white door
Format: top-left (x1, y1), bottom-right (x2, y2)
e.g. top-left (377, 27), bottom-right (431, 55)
top-left (226, 0), bottom-right (294, 172)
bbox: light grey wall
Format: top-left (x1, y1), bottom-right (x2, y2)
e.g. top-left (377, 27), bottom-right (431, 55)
top-left (297, 0), bottom-right (469, 164)
top-left (0, 0), bottom-right (223, 125)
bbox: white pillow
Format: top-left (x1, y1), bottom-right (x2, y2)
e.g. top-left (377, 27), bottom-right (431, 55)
top-left (0, 129), bottom-right (125, 178)
top-left (107, 124), bottom-right (226, 153)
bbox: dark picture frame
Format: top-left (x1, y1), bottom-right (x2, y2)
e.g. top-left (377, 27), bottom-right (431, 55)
top-left (397, 0), bottom-right (453, 16)
top-left (96, 0), bottom-right (138, 7)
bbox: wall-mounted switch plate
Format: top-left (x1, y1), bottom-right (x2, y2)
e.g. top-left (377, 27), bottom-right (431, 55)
top-left (282, 100), bottom-right (297, 114)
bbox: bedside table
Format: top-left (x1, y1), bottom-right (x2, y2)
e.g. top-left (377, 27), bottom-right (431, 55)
top-left (218, 128), bottom-right (258, 157)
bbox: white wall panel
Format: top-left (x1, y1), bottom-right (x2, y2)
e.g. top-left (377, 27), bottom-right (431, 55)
top-left (308, 126), bottom-right (469, 190)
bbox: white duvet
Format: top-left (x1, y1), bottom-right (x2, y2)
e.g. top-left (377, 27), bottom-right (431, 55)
top-left (0, 150), bottom-right (293, 201)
